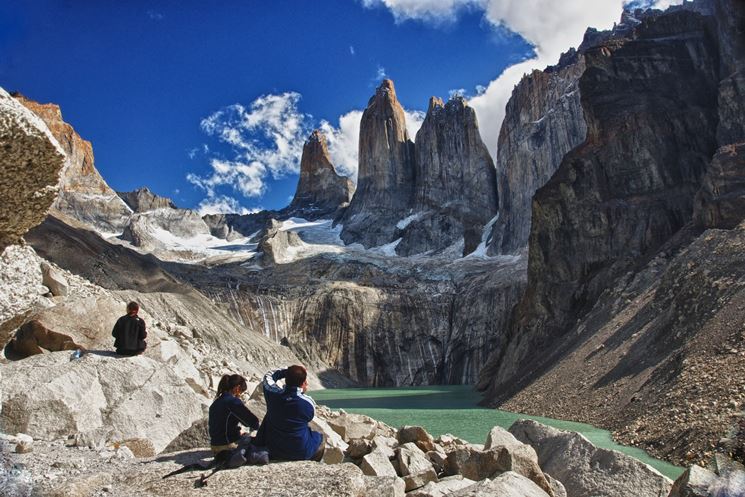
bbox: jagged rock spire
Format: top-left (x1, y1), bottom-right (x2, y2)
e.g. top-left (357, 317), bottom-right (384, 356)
top-left (288, 129), bottom-right (353, 218)
top-left (340, 79), bottom-right (416, 247)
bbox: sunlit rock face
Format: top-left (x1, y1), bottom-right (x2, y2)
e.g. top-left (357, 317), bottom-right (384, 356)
top-left (340, 79), bottom-right (416, 248)
top-left (14, 93), bottom-right (132, 235)
top-left (0, 88), bottom-right (65, 251)
top-left (287, 129), bottom-right (354, 220)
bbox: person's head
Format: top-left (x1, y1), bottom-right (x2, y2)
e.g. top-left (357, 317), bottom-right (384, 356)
top-left (216, 374), bottom-right (248, 399)
top-left (285, 365), bottom-right (308, 392)
top-left (126, 301), bottom-right (139, 315)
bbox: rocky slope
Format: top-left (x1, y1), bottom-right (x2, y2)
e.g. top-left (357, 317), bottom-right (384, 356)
top-left (14, 93), bottom-right (132, 235)
top-left (479, 0), bottom-right (745, 466)
top-left (287, 130), bottom-right (354, 220)
top-left (340, 79), bottom-right (416, 248)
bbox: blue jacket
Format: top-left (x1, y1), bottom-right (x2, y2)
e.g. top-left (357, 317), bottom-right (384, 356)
top-left (208, 392), bottom-right (260, 446)
top-left (255, 369), bottom-right (322, 460)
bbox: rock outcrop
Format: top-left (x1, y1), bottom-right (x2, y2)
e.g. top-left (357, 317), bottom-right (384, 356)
top-left (0, 88), bottom-right (65, 251)
top-left (1, 352), bottom-right (207, 454)
top-left (340, 79), bottom-right (416, 247)
top-left (397, 96), bottom-right (497, 256)
top-left (509, 420), bottom-right (672, 497)
top-left (195, 254), bottom-right (525, 386)
top-left (488, 52), bottom-right (586, 255)
top-left (479, 0), bottom-right (745, 467)
top-left (14, 93), bottom-right (132, 235)
top-left (480, 7), bottom-right (721, 398)
top-left (287, 130), bottom-right (354, 219)
top-left (117, 187), bottom-right (176, 212)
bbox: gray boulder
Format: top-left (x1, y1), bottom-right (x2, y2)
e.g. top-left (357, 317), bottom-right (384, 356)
top-left (668, 465), bottom-right (717, 497)
top-left (397, 442), bottom-right (438, 491)
top-left (361, 448), bottom-right (398, 477)
top-left (0, 351), bottom-right (207, 454)
top-left (509, 420), bottom-right (671, 497)
top-left (451, 471), bottom-right (550, 497)
top-left (41, 261), bottom-right (68, 296)
top-left (407, 475), bottom-right (477, 497)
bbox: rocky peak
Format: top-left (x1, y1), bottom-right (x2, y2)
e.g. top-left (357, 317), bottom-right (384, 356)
top-left (288, 130), bottom-right (353, 219)
top-left (488, 51), bottom-right (587, 255)
top-left (117, 187), bottom-right (177, 213)
top-left (340, 79), bottom-right (416, 247)
top-left (398, 95), bottom-right (498, 256)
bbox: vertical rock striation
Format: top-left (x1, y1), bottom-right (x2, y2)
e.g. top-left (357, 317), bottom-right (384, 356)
top-left (480, 8), bottom-right (721, 399)
top-left (14, 93), bottom-right (132, 234)
top-left (287, 129), bottom-right (354, 219)
top-left (488, 52), bottom-right (587, 255)
top-left (340, 79), bottom-right (416, 248)
top-left (397, 96), bottom-right (498, 256)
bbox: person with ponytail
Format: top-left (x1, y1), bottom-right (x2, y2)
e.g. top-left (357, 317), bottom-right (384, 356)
top-left (208, 374), bottom-right (260, 454)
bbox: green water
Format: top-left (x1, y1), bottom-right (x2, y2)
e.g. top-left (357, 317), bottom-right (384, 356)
top-left (310, 385), bottom-right (683, 480)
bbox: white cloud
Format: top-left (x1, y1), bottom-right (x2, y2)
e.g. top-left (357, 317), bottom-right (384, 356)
top-left (404, 109), bottom-right (426, 142)
top-left (188, 91), bottom-right (312, 205)
top-left (375, 65), bottom-right (388, 81)
top-left (362, 0), bottom-right (682, 156)
top-left (146, 9), bottom-right (164, 21)
top-left (196, 195), bottom-right (263, 216)
top-left (350, 45), bottom-right (356, 55)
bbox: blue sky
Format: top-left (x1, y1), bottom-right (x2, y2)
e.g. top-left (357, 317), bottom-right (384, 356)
top-left (0, 1), bottom-right (671, 214)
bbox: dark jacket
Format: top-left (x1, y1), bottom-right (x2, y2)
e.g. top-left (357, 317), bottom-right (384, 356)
top-left (208, 392), bottom-right (260, 446)
top-left (254, 369), bottom-right (322, 461)
top-left (112, 314), bottom-right (147, 354)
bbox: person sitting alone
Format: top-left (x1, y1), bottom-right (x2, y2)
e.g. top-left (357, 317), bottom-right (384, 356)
top-left (208, 374), bottom-right (260, 454)
top-left (254, 365), bottom-right (323, 461)
top-left (111, 301), bottom-right (147, 356)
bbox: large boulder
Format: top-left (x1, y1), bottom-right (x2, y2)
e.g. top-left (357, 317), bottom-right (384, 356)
top-left (407, 475), bottom-right (477, 497)
top-left (668, 464), bottom-right (717, 497)
top-left (0, 352), bottom-right (207, 454)
top-left (0, 87), bottom-right (65, 251)
top-left (450, 471), bottom-right (550, 497)
top-left (361, 447), bottom-right (397, 477)
top-left (397, 442), bottom-right (438, 491)
top-left (509, 420), bottom-right (671, 497)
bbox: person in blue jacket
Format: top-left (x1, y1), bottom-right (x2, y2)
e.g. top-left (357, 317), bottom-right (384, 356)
top-left (208, 374), bottom-right (260, 454)
top-left (254, 365), bottom-right (324, 461)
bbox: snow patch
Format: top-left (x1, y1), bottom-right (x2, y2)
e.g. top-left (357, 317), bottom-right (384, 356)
top-left (465, 213), bottom-right (500, 259)
top-left (370, 238), bottom-right (402, 257)
top-left (396, 212), bottom-right (426, 230)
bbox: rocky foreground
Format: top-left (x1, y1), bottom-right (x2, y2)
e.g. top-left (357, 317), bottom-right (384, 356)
top-left (2, 391), bottom-right (743, 497)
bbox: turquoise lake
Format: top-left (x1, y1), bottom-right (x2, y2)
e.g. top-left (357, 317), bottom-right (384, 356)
top-left (310, 385), bottom-right (683, 480)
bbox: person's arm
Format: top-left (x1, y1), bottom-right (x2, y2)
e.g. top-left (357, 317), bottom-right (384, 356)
top-left (297, 392), bottom-right (316, 423)
top-left (138, 318), bottom-right (147, 340)
top-left (262, 368), bottom-right (287, 394)
top-left (112, 318), bottom-right (120, 338)
top-left (230, 398), bottom-right (260, 431)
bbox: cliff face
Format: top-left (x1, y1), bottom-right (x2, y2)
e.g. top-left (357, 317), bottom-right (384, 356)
top-left (481, 8), bottom-right (721, 397)
top-left (0, 88), bottom-right (65, 251)
top-left (479, 1), bottom-right (745, 466)
top-left (288, 130), bottom-right (354, 219)
top-left (488, 53), bottom-right (587, 255)
top-left (397, 97), bottom-right (498, 256)
top-left (14, 94), bottom-right (132, 234)
top-left (340, 79), bottom-right (416, 248)
top-left (188, 255), bottom-right (525, 386)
